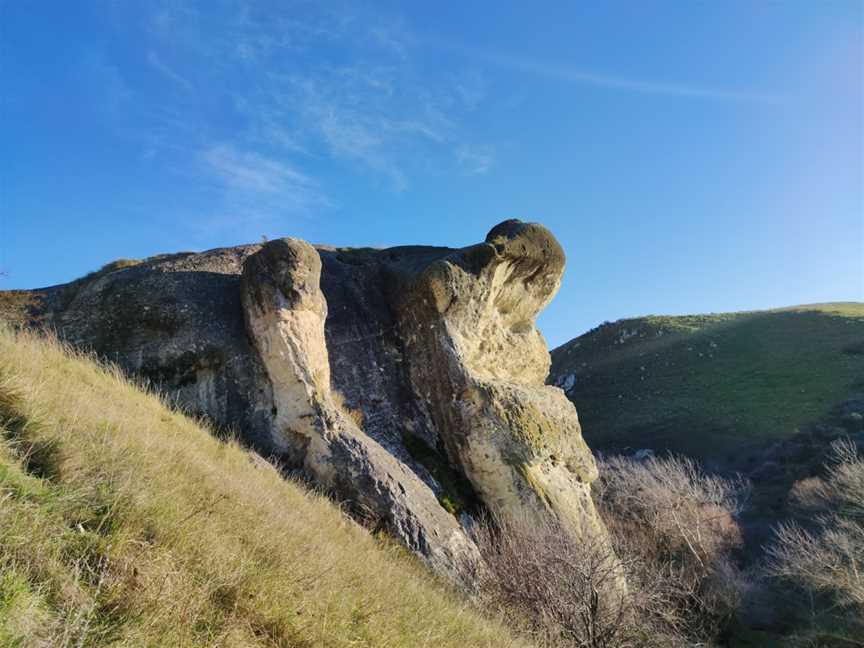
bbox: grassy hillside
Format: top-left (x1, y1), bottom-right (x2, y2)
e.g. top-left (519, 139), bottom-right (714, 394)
top-left (550, 303), bottom-right (864, 466)
top-left (0, 327), bottom-right (522, 648)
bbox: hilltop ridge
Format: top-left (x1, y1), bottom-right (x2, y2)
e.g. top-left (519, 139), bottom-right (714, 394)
top-left (549, 303), bottom-right (864, 467)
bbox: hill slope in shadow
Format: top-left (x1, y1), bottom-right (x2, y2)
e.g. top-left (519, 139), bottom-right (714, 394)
top-left (550, 303), bottom-right (864, 469)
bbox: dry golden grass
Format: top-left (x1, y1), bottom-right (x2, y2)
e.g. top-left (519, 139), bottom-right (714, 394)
top-left (0, 326), bottom-right (523, 648)
top-left (0, 291), bottom-right (43, 327)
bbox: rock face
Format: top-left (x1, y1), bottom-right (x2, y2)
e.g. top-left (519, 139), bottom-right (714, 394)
top-left (241, 238), bottom-right (480, 583)
top-left (3, 220), bottom-right (610, 582)
top-left (396, 221), bottom-right (603, 541)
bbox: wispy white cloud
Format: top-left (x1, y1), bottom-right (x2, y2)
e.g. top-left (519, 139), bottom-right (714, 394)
top-left (76, 48), bottom-right (132, 114)
top-left (204, 146), bottom-right (301, 192)
top-left (253, 123), bottom-right (310, 156)
top-left (452, 68), bottom-right (488, 110)
top-left (368, 23), bottom-right (411, 60)
top-left (202, 144), bottom-right (329, 209)
top-left (147, 50), bottom-right (193, 91)
top-left (436, 41), bottom-right (778, 103)
top-left (277, 60), bottom-right (458, 190)
top-left (99, 0), bottom-right (498, 238)
top-left (317, 111), bottom-right (407, 190)
top-left (457, 145), bottom-right (495, 175)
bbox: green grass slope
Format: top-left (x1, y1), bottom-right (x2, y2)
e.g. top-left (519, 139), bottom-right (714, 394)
top-left (0, 326), bottom-right (522, 648)
top-left (550, 303), bottom-right (864, 466)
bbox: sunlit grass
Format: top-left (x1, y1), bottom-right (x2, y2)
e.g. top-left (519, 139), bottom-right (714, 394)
top-left (0, 326), bottom-right (522, 647)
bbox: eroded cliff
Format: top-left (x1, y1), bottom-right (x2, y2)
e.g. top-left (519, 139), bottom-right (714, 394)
top-left (2, 220), bottom-right (611, 583)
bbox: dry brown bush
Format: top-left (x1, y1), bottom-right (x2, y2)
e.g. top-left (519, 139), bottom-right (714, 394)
top-left (475, 455), bottom-right (750, 647)
top-left (595, 454), bottom-right (747, 568)
top-left (474, 514), bottom-right (636, 648)
top-left (596, 455), bottom-right (749, 644)
top-left (766, 438), bottom-right (864, 638)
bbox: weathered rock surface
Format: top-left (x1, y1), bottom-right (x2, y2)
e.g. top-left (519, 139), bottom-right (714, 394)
top-left (397, 220), bottom-right (604, 540)
top-left (2, 220), bottom-right (610, 582)
top-left (241, 238), bottom-right (480, 583)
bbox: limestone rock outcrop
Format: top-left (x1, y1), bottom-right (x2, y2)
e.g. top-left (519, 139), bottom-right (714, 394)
top-left (2, 220), bottom-right (611, 582)
top-left (241, 238), bottom-right (481, 583)
top-left (398, 220), bottom-right (603, 540)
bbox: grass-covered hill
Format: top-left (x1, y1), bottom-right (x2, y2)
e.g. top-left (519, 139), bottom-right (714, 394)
top-left (0, 326), bottom-right (522, 648)
top-left (549, 303), bottom-right (864, 468)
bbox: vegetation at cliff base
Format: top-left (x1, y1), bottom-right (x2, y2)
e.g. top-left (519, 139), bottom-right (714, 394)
top-left (0, 326), bottom-right (521, 648)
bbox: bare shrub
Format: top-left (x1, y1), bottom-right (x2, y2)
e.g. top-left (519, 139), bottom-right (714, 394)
top-left (786, 438), bottom-right (864, 521)
top-left (768, 520), bottom-right (864, 610)
top-left (474, 514), bottom-right (639, 648)
top-left (594, 455), bottom-right (749, 644)
top-left (766, 438), bottom-right (864, 636)
top-left (596, 455), bottom-right (748, 567)
top-left (474, 456), bottom-right (749, 647)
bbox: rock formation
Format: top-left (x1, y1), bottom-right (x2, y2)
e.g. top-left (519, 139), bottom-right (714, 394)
top-left (396, 220), bottom-right (603, 541)
top-left (1, 220), bottom-right (611, 583)
top-left (241, 238), bottom-right (480, 583)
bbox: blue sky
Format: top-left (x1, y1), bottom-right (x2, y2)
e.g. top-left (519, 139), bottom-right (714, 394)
top-left (2, 1), bottom-right (862, 347)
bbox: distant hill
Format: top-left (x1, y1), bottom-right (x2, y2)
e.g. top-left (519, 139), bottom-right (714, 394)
top-left (549, 303), bottom-right (864, 469)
